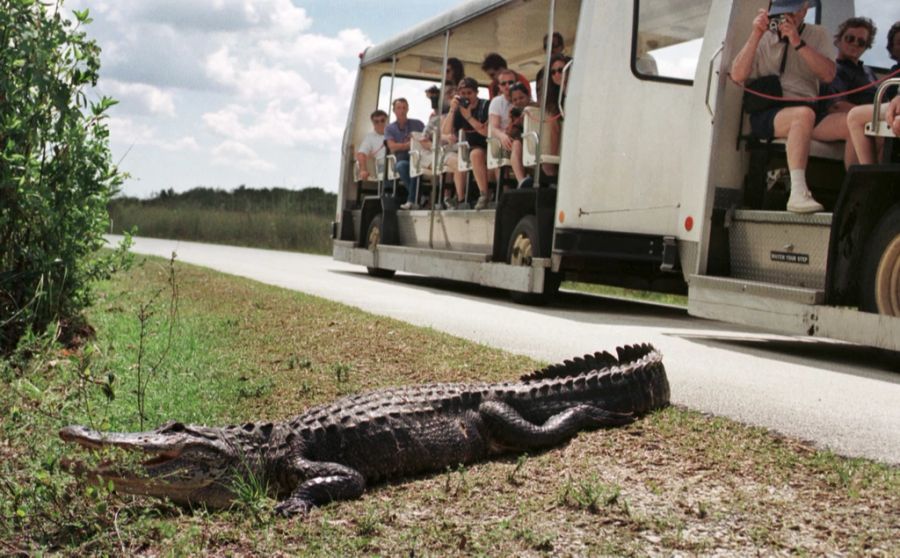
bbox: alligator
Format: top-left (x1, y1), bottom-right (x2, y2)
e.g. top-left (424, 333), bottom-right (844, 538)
top-left (60, 343), bottom-right (669, 517)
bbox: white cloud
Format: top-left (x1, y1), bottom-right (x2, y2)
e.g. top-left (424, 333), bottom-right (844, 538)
top-left (102, 80), bottom-right (176, 116)
top-left (211, 140), bottom-right (275, 171)
top-left (108, 117), bottom-right (199, 152)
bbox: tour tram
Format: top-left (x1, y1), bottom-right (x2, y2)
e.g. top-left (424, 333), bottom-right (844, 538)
top-left (332, 0), bottom-right (900, 352)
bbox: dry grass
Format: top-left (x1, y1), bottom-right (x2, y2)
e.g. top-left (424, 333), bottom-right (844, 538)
top-left (2, 256), bottom-right (897, 556)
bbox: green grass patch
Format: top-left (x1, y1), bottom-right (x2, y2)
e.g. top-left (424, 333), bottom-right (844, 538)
top-left (1, 255), bottom-right (897, 556)
top-left (563, 281), bottom-right (688, 307)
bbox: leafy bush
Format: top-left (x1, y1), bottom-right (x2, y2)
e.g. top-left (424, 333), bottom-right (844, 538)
top-left (0, 1), bottom-right (129, 355)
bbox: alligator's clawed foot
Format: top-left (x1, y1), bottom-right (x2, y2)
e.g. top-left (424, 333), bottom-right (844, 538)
top-left (274, 498), bottom-right (313, 518)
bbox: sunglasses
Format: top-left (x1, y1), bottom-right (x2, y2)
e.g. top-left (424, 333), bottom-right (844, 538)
top-left (550, 67), bottom-right (565, 75)
top-left (499, 80), bottom-right (516, 86)
top-left (842, 35), bottom-right (868, 48)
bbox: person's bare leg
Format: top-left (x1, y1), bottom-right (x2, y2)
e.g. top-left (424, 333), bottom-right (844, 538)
top-left (542, 119), bottom-right (561, 176)
top-left (511, 140), bottom-right (526, 182)
top-left (847, 104), bottom-right (879, 165)
top-left (773, 106), bottom-right (822, 213)
top-left (810, 111), bottom-right (855, 167)
top-left (470, 149), bottom-right (489, 196)
top-left (812, 112), bottom-right (849, 142)
top-left (773, 106), bottom-right (814, 171)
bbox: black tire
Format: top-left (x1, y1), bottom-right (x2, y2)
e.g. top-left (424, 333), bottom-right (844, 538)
top-left (507, 215), bottom-right (560, 305)
top-left (859, 204), bottom-right (900, 315)
top-left (365, 215), bottom-right (396, 279)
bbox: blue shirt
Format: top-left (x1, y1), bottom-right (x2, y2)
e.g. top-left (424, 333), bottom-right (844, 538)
top-left (824, 58), bottom-right (878, 107)
top-left (384, 119), bottom-right (425, 161)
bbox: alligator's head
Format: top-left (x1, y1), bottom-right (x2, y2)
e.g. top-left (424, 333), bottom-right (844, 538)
top-left (60, 420), bottom-right (273, 509)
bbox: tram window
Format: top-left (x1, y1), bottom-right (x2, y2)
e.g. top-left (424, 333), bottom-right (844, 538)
top-left (377, 76), bottom-right (439, 122)
top-left (632, 0), bottom-right (713, 83)
top-left (377, 75), bottom-right (491, 121)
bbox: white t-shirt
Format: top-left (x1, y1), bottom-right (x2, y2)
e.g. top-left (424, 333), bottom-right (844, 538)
top-left (489, 95), bottom-right (513, 132)
top-left (357, 131), bottom-right (385, 160)
top-left (750, 24), bottom-right (835, 98)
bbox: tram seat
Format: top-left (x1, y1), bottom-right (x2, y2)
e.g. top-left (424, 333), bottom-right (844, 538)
top-left (377, 155), bottom-right (399, 181)
top-left (457, 129), bottom-right (473, 172)
top-left (409, 132), bottom-right (450, 178)
top-left (522, 106), bottom-right (560, 167)
top-left (353, 159), bottom-right (373, 183)
top-left (739, 111), bottom-right (844, 161)
top-left (486, 122), bottom-right (511, 170)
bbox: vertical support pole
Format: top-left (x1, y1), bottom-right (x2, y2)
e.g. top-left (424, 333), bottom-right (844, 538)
top-left (383, 54), bottom-right (398, 198)
top-left (429, 30), bottom-right (452, 248)
top-left (535, 0), bottom-right (557, 187)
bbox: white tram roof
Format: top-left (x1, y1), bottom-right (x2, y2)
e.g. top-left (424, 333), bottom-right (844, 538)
top-left (358, 0), bottom-right (712, 81)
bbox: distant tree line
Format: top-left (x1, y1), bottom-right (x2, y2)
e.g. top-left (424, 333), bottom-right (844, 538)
top-left (109, 185), bottom-right (337, 216)
top-left (106, 185), bottom-right (337, 255)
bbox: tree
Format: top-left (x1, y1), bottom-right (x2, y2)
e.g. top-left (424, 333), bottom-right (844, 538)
top-left (1, 0), bottom-right (129, 355)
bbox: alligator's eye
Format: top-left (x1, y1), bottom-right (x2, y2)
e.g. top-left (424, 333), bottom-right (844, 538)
top-left (161, 422), bottom-right (186, 433)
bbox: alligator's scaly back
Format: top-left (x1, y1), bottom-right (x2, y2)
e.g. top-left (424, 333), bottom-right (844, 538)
top-left (61, 344), bottom-right (669, 517)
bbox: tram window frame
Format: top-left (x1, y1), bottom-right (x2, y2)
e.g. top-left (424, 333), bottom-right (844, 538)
top-left (630, 0), bottom-right (714, 86)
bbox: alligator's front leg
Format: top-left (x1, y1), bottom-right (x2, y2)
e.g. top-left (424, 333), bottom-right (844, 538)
top-left (275, 459), bottom-right (366, 517)
top-left (478, 401), bottom-right (633, 452)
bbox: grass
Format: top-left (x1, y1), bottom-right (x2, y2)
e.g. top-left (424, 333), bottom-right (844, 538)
top-left (1, 255), bottom-right (897, 556)
top-left (563, 281), bottom-right (688, 307)
top-left (108, 205), bottom-right (334, 254)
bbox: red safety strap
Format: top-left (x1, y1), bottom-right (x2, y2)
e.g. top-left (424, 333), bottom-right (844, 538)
top-left (734, 66), bottom-right (900, 103)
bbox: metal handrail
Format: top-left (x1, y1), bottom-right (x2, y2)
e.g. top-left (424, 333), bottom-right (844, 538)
top-left (705, 43), bottom-right (724, 118)
top-left (869, 77), bottom-right (900, 135)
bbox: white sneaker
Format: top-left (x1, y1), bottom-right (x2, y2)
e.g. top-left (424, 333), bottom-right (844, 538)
top-left (473, 195), bottom-right (489, 210)
top-left (400, 201), bottom-right (418, 210)
top-left (786, 191), bottom-right (824, 214)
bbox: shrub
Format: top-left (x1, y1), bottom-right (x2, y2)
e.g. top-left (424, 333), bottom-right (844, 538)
top-left (0, 1), bottom-right (129, 355)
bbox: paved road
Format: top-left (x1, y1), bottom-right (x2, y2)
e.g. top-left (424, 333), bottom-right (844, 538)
top-left (110, 236), bottom-right (900, 464)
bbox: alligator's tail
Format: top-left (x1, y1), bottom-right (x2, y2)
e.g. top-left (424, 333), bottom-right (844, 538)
top-left (520, 344), bottom-right (659, 383)
top-left (518, 344), bottom-right (670, 415)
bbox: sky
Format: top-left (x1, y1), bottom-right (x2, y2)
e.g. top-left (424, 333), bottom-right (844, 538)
top-left (67, 0), bottom-right (898, 198)
top-left (67, 0), bottom-right (460, 198)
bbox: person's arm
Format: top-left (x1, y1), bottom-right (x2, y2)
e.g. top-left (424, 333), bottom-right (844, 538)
top-left (730, 9), bottom-right (767, 84)
top-left (460, 103), bottom-right (487, 137)
top-left (781, 20), bottom-right (836, 83)
top-left (888, 96), bottom-right (900, 136)
top-left (489, 112), bottom-right (512, 150)
top-left (354, 152), bottom-right (369, 180)
top-left (386, 137), bottom-right (409, 153)
top-left (442, 98), bottom-right (458, 137)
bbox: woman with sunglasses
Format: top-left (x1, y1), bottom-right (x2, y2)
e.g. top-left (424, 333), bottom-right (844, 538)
top-left (541, 54), bottom-right (571, 178)
top-left (823, 17), bottom-right (879, 115)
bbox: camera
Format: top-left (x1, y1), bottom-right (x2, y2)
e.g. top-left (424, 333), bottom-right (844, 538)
top-left (456, 96), bottom-right (469, 108)
top-left (768, 14), bottom-right (787, 32)
top-left (510, 107), bottom-right (523, 119)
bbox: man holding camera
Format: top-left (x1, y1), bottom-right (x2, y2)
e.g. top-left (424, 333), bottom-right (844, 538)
top-left (442, 77), bottom-right (491, 210)
top-left (731, 0), bottom-right (849, 214)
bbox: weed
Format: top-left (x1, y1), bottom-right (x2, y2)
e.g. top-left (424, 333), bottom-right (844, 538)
top-left (133, 252), bottom-right (179, 429)
top-left (356, 504), bottom-right (382, 537)
top-left (237, 378), bottom-right (275, 399)
top-left (229, 464), bottom-right (274, 525)
top-left (559, 475), bottom-right (621, 514)
top-left (332, 362), bottom-right (351, 384)
top-left (444, 464), bottom-right (470, 496)
top-left (507, 453), bottom-right (528, 485)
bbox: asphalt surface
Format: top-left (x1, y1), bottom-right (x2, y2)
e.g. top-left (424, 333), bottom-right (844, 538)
top-left (109, 236), bottom-right (900, 464)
